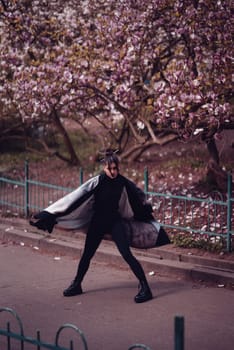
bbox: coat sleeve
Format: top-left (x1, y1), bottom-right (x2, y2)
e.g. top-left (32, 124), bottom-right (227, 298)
top-left (30, 175), bottom-right (100, 233)
top-left (124, 177), bottom-right (154, 221)
top-left (122, 176), bottom-right (170, 248)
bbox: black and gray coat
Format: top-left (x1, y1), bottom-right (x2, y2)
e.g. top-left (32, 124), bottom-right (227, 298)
top-left (31, 173), bottom-right (170, 249)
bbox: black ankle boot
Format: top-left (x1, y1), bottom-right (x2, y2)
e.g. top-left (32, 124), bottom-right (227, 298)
top-left (134, 280), bottom-right (153, 303)
top-left (63, 280), bottom-right (83, 297)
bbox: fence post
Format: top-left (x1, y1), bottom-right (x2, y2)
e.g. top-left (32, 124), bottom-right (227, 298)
top-left (79, 168), bottom-right (83, 185)
top-left (144, 167), bottom-right (148, 193)
top-left (174, 316), bottom-right (184, 350)
top-left (24, 160), bottom-right (29, 218)
top-left (226, 172), bottom-right (232, 252)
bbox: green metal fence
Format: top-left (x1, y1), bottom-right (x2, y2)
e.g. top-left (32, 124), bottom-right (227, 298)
top-left (144, 169), bottom-right (233, 252)
top-left (0, 307), bottom-right (88, 350)
top-left (0, 161), bottom-right (233, 251)
top-left (0, 307), bottom-right (184, 350)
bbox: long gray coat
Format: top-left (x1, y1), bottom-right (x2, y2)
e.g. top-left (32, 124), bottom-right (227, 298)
top-left (32, 173), bottom-right (167, 249)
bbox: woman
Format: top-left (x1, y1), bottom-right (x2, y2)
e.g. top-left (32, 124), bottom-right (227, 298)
top-left (30, 150), bottom-right (170, 303)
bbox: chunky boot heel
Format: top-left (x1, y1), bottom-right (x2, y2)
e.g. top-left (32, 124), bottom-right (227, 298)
top-left (134, 280), bottom-right (153, 303)
top-left (63, 280), bottom-right (83, 297)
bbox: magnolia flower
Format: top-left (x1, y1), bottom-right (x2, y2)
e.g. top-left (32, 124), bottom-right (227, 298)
top-left (63, 71), bottom-right (73, 83)
top-left (137, 121), bottom-right (145, 130)
top-left (193, 128), bottom-right (204, 135)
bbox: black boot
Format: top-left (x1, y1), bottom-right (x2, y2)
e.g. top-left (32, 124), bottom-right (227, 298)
top-left (63, 280), bottom-right (83, 297)
top-left (134, 280), bottom-right (153, 303)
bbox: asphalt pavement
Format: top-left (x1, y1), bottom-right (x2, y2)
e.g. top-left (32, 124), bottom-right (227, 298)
top-left (0, 217), bottom-right (234, 349)
top-left (1, 232), bottom-right (234, 350)
top-left (0, 217), bottom-right (234, 289)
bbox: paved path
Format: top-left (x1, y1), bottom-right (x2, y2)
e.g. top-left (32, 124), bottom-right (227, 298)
top-left (1, 218), bottom-right (234, 289)
top-left (0, 241), bottom-right (234, 350)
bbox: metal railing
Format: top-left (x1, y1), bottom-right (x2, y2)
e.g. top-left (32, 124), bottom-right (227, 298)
top-left (0, 161), bottom-right (233, 251)
top-left (0, 307), bottom-right (88, 350)
top-left (0, 307), bottom-right (184, 350)
top-left (144, 169), bottom-right (233, 252)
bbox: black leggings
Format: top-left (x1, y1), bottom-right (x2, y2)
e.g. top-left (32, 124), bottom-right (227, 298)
top-left (74, 219), bottom-right (146, 284)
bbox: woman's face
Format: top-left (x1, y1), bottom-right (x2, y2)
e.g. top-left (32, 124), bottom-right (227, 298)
top-left (104, 161), bottom-right (119, 179)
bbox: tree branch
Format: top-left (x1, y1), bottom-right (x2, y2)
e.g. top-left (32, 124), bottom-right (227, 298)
top-left (0, 0), bottom-right (7, 11)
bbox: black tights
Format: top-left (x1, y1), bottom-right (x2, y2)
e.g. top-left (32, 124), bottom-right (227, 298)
top-left (74, 219), bottom-right (147, 284)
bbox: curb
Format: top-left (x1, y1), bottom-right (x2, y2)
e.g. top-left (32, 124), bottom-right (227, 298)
top-left (0, 219), bottom-right (234, 289)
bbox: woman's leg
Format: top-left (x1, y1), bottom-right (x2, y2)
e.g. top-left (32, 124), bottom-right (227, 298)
top-left (111, 220), bottom-right (153, 303)
top-left (74, 224), bottom-right (103, 284)
top-left (63, 220), bottom-right (103, 296)
top-left (111, 220), bottom-right (146, 281)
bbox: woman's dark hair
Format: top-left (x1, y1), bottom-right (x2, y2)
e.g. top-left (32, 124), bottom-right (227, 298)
top-left (100, 149), bottom-right (119, 169)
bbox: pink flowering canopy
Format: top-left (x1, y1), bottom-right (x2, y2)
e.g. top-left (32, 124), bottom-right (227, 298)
top-left (0, 0), bottom-right (233, 161)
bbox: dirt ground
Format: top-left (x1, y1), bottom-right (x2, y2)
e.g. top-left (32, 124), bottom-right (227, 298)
top-left (1, 121), bottom-right (233, 195)
top-left (5, 142), bottom-right (227, 192)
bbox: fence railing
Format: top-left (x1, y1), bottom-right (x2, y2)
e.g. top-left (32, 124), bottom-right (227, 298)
top-left (0, 307), bottom-right (184, 350)
top-left (0, 307), bottom-right (88, 350)
top-left (0, 161), bottom-right (233, 251)
top-left (144, 169), bottom-right (233, 252)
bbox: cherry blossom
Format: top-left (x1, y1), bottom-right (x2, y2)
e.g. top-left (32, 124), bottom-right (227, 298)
top-left (0, 0), bottom-right (233, 168)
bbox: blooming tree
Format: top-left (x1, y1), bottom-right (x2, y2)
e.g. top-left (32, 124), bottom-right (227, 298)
top-left (0, 0), bottom-right (233, 180)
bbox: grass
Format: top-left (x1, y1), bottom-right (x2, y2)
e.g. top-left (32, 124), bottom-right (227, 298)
top-left (172, 232), bottom-right (226, 253)
top-left (0, 128), bottom-right (101, 168)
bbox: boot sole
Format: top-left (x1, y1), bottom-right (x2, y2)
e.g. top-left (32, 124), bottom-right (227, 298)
top-left (134, 294), bottom-right (153, 303)
top-left (63, 291), bottom-right (83, 297)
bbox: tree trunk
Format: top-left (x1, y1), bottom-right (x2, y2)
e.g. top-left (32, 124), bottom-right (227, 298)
top-left (52, 109), bottom-right (81, 166)
top-left (206, 137), bottom-right (227, 192)
top-left (206, 137), bottom-right (220, 165)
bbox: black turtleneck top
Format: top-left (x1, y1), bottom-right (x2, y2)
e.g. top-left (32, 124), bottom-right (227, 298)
top-left (93, 174), bottom-right (125, 225)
